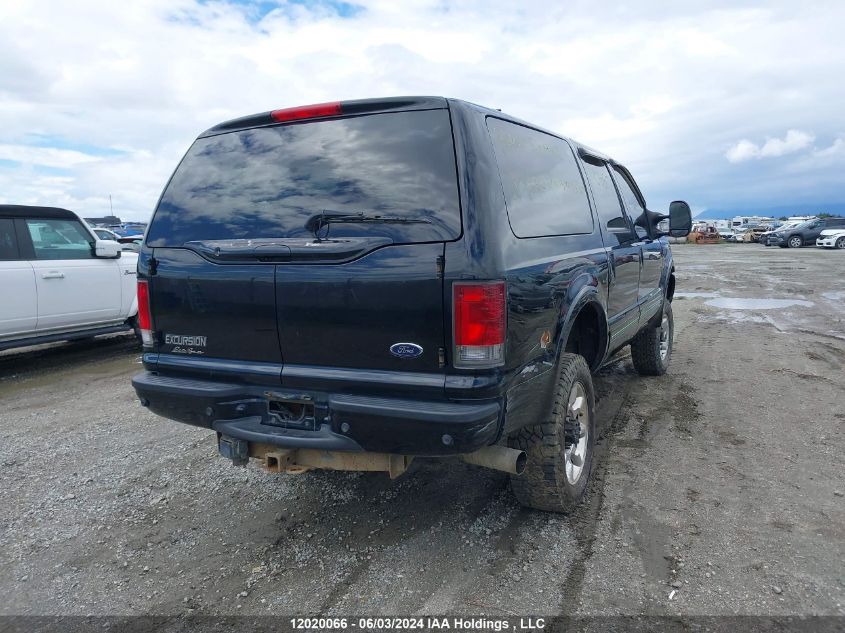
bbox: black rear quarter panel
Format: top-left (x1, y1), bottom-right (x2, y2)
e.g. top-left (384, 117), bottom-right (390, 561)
top-left (444, 101), bottom-right (611, 434)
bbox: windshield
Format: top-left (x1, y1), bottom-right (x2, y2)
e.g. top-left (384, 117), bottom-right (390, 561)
top-left (146, 109), bottom-right (461, 247)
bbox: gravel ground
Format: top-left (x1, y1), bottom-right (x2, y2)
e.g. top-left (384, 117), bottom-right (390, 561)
top-left (1, 244), bottom-right (843, 618)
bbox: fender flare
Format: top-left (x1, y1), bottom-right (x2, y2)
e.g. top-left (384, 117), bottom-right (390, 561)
top-left (660, 246), bottom-right (675, 294)
top-left (554, 284), bottom-right (609, 372)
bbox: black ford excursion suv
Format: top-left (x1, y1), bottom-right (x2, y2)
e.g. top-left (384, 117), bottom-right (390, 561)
top-left (132, 97), bottom-right (691, 512)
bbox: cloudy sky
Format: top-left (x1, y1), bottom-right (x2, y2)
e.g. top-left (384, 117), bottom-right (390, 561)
top-left (1, 0), bottom-right (843, 221)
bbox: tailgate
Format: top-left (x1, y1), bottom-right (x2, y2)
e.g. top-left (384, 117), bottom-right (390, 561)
top-left (276, 242), bottom-right (446, 373)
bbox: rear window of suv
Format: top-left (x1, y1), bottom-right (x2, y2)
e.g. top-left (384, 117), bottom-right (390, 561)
top-left (146, 109), bottom-right (461, 247)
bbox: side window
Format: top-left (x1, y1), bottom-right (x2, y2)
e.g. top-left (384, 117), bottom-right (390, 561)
top-left (0, 219), bottom-right (20, 260)
top-left (611, 166), bottom-right (648, 240)
top-left (579, 158), bottom-right (636, 245)
top-left (487, 118), bottom-right (594, 238)
top-left (25, 218), bottom-right (94, 261)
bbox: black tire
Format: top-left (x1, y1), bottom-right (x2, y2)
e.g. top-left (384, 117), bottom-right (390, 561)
top-left (130, 315), bottom-right (142, 342)
top-left (788, 235), bottom-right (803, 248)
top-left (508, 353), bottom-right (596, 513)
top-left (836, 237), bottom-right (845, 250)
top-left (631, 301), bottom-right (673, 376)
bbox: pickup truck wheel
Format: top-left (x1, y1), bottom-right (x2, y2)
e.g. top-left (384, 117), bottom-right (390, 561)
top-left (788, 236), bottom-right (803, 248)
top-left (630, 301), bottom-right (673, 376)
top-left (508, 353), bottom-right (595, 513)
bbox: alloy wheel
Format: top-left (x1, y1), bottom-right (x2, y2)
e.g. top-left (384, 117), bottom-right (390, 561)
top-left (564, 382), bottom-right (589, 485)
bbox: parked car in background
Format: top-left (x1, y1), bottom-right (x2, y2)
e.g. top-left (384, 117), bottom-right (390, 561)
top-left (690, 225), bottom-right (721, 244)
top-left (741, 227), bottom-right (767, 243)
top-left (88, 225), bottom-right (142, 252)
top-left (725, 228), bottom-right (750, 242)
top-left (759, 221), bottom-right (802, 246)
top-left (770, 217), bottom-right (845, 248)
top-left (117, 235), bottom-right (144, 252)
top-left (131, 96), bottom-right (692, 513)
top-left (92, 227), bottom-right (120, 242)
top-left (816, 228), bottom-right (845, 249)
top-left (0, 205), bottom-right (140, 351)
top-left (108, 223), bottom-right (147, 238)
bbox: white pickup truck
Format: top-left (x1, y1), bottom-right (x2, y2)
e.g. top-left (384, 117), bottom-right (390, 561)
top-left (0, 205), bottom-right (139, 351)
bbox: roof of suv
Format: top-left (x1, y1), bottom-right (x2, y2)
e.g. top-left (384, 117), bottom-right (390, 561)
top-left (0, 204), bottom-right (77, 220)
top-left (199, 96), bottom-right (614, 163)
top-left (202, 96), bottom-right (449, 137)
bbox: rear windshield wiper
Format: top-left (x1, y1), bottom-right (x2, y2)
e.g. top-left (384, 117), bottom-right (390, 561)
top-left (306, 211), bottom-right (432, 236)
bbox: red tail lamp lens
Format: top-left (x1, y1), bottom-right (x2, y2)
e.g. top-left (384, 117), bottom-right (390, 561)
top-left (453, 281), bottom-right (506, 367)
top-left (270, 102), bottom-right (343, 122)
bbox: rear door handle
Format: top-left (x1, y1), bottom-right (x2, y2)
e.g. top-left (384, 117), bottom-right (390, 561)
top-left (42, 271), bottom-right (65, 279)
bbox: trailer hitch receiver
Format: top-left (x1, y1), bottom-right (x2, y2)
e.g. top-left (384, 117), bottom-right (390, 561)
top-left (218, 434), bottom-right (249, 466)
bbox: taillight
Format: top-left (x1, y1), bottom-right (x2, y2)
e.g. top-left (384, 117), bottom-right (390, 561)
top-left (270, 102), bottom-right (342, 123)
top-left (453, 281), bottom-right (506, 368)
top-left (136, 279), bottom-right (153, 347)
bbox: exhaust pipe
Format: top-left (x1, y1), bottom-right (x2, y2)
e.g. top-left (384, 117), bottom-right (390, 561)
top-left (460, 445), bottom-right (527, 475)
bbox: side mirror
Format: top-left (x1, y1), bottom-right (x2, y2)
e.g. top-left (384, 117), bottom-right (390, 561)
top-left (94, 239), bottom-right (122, 258)
top-left (669, 200), bottom-right (692, 237)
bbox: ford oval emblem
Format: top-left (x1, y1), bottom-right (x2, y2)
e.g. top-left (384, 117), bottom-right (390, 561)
top-left (390, 342), bottom-right (423, 359)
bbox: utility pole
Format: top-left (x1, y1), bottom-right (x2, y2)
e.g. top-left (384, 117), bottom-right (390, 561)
top-left (109, 194), bottom-right (113, 215)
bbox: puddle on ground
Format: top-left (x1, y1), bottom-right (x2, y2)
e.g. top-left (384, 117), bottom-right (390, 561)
top-left (705, 297), bottom-right (814, 310)
top-left (675, 292), bottom-right (720, 299)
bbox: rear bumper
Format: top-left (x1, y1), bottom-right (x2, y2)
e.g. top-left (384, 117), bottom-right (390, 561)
top-left (132, 371), bottom-right (502, 455)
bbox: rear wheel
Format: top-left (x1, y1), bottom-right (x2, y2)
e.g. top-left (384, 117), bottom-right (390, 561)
top-left (631, 301), bottom-right (673, 376)
top-left (509, 354), bottom-right (595, 513)
top-left (788, 235), bottom-right (803, 248)
top-left (836, 237), bottom-right (845, 249)
top-left (130, 315), bottom-right (141, 342)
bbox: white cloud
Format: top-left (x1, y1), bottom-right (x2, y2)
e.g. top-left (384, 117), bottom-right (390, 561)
top-left (814, 137), bottom-right (845, 158)
top-left (725, 139), bottom-right (761, 163)
top-left (725, 129), bottom-right (815, 163)
top-left (0, 144), bottom-right (103, 169)
top-left (0, 1), bottom-right (844, 218)
top-left (759, 130), bottom-right (815, 157)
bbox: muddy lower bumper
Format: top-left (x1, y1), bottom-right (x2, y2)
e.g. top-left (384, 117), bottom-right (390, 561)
top-left (131, 371), bottom-right (502, 456)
